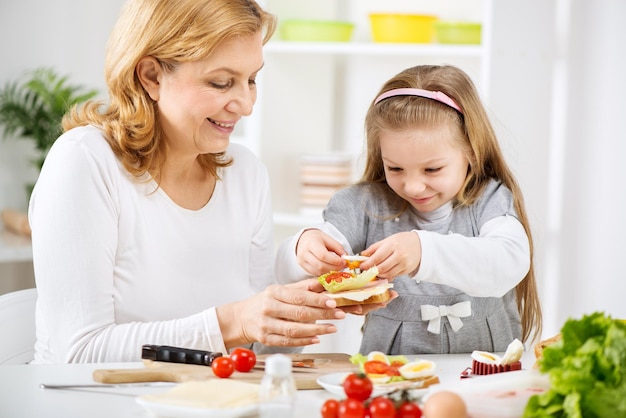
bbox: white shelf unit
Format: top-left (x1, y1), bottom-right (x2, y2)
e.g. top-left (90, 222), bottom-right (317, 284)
top-left (256, 0), bottom-right (493, 231)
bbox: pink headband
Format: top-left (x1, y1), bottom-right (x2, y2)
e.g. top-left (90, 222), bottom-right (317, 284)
top-left (374, 88), bottom-right (462, 114)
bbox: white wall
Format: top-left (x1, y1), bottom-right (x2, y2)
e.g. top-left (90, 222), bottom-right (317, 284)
top-left (2, 0), bottom-right (626, 349)
top-left (0, 0), bottom-right (125, 288)
top-left (0, 0), bottom-right (125, 211)
top-left (545, 0), bottom-right (626, 334)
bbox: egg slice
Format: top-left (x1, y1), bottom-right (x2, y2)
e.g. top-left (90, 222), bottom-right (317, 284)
top-left (367, 351), bottom-right (390, 364)
top-left (399, 360), bottom-right (436, 380)
top-left (471, 351), bottom-right (501, 365)
top-left (500, 338), bottom-right (524, 365)
top-left (367, 374), bottom-right (392, 384)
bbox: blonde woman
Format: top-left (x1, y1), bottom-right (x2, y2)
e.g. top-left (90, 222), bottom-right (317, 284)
top-left (29, 0), bottom-right (345, 363)
top-left (277, 65), bottom-right (542, 354)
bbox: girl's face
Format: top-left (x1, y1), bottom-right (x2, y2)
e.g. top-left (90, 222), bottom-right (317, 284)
top-left (380, 124), bottom-right (469, 213)
top-left (154, 33), bottom-right (264, 156)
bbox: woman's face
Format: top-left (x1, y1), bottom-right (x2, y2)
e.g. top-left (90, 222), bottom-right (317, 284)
top-left (154, 33), bottom-right (264, 155)
top-left (380, 124), bottom-right (469, 213)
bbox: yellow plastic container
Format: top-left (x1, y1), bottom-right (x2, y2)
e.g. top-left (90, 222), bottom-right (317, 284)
top-left (369, 14), bottom-right (438, 43)
top-left (434, 21), bottom-right (482, 45)
top-left (279, 20), bottom-right (355, 42)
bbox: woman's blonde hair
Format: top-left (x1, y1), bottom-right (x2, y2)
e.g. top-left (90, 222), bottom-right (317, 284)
top-left (363, 65), bottom-right (542, 343)
top-left (62, 0), bottom-right (276, 180)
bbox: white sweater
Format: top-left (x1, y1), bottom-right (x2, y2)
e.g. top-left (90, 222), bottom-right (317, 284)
top-left (28, 126), bottom-right (275, 363)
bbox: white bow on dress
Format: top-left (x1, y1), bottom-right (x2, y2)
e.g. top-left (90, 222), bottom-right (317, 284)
top-left (420, 301), bottom-right (472, 334)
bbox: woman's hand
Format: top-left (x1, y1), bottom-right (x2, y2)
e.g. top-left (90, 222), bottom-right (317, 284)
top-left (295, 229), bottom-right (346, 276)
top-left (359, 231), bottom-right (422, 280)
top-left (218, 278), bottom-right (346, 348)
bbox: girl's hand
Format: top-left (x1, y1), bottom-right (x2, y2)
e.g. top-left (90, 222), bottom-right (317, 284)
top-left (219, 279), bottom-right (346, 348)
top-left (295, 229), bottom-right (346, 276)
top-left (359, 231), bottom-right (422, 280)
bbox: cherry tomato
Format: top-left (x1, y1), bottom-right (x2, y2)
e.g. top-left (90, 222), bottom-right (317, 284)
top-left (325, 271), bottom-right (354, 284)
top-left (321, 398), bottom-right (340, 418)
top-left (230, 347), bottom-right (256, 372)
top-left (397, 401), bottom-right (422, 418)
top-left (368, 397), bottom-right (396, 418)
top-left (343, 373), bottom-right (373, 401)
top-left (364, 360), bottom-right (390, 375)
top-left (339, 398), bottom-right (366, 418)
top-left (211, 356), bottom-right (235, 378)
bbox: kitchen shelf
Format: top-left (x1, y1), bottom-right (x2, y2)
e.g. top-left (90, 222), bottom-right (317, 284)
top-left (256, 0), bottom-right (493, 232)
top-left (265, 41), bottom-right (484, 57)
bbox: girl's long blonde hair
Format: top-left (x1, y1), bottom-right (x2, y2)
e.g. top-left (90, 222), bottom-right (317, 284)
top-left (363, 65), bottom-right (542, 343)
top-left (62, 0), bottom-right (276, 180)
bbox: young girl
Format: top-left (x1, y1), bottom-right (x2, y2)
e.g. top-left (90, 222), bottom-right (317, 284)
top-left (275, 65), bottom-right (542, 354)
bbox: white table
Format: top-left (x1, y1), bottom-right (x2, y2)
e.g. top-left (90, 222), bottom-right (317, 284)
top-left (0, 352), bottom-right (537, 418)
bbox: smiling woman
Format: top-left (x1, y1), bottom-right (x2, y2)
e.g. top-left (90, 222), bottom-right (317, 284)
top-left (27, 0), bottom-right (350, 365)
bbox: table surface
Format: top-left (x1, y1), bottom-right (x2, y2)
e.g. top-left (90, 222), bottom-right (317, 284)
top-left (0, 351), bottom-right (538, 418)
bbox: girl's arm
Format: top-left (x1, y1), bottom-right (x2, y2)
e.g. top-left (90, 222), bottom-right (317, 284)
top-left (414, 214), bottom-right (530, 297)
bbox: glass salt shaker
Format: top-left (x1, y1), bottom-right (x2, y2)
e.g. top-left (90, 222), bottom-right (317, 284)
top-left (258, 354), bottom-right (297, 418)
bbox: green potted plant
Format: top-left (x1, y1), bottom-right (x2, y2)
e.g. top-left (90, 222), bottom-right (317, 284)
top-left (0, 67), bottom-right (98, 171)
top-left (0, 67), bottom-right (98, 235)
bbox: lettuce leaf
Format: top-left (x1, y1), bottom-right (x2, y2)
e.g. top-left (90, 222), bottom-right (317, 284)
top-left (318, 266), bottom-right (379, 293)
top-left (523, 312), bottom-right (626, 417)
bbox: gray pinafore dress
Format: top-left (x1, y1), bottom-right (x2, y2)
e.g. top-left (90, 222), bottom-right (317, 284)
top-left (323, 179), bottom-right (522, 355)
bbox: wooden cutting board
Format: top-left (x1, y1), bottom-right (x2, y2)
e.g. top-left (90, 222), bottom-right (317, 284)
top-left (93, 353), bottom-right (356, 390)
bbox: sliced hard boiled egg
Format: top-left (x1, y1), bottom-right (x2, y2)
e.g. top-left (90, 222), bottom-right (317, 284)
top-left (367, 374), bottom-right (391, 384)
top-left (342, 255), bottom-right (369, 262)
top-left (342, 254), bottom-right (369, 271)
top-left (399, 360), bottom-right (437, 380)
top-left (500, 338), bottom-right (524, 365)
top-left (367, 351), bottom-right (390, 364)
top-left (471, 350), bottom-right (502, 365)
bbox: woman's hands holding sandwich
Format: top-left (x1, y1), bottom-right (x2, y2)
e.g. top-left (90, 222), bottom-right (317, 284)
top-left (217, 278), bottom-right (346, 349)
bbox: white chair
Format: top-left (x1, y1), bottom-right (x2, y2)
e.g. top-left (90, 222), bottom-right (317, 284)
top-left (0, 288), bottom-right (37, 364)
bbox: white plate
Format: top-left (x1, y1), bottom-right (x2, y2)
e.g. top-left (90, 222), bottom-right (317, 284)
top-left (136, 397), bottom-right (258, 418)
top-left (316, 373), bottom-right (430, 398)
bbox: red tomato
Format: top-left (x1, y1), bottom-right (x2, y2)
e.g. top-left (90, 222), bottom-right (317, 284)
top-left (397, 401), bottom-right (422, 418)
top-left (321, 399), bottom-right (340, 418)
top-left (343, 373), bottom-right (373, 401)
top-left (211, 356), bottom-right (235, 378)
top-left (364, 360), bottom-right (390, 375)
top-left (230, 347), bottom-right (256, 372)
top-left (326, 271), bottom-right (354, 284)
top-left (368, 397), bottom-right (396, 418)
top-left (339, 398), bottom-right (366, 418)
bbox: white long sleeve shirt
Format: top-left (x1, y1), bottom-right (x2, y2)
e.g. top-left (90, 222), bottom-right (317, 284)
top-left (29, 126), bottom-right (275, 363)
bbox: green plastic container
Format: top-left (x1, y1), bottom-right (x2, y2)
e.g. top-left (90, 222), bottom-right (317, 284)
top-left (279, 20), bottom-right (355, 42)
top-left (434, 21), bottom-right (482, 45)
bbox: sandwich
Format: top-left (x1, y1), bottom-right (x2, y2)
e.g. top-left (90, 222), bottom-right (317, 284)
top-left (532, 333), bottom-right (562, 368)
top-left (318, 256), bottom-right (393, 307)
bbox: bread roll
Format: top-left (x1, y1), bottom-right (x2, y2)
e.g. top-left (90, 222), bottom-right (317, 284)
top-left (324, 283), bottom-right (393, 307)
